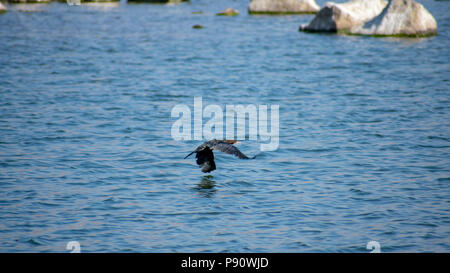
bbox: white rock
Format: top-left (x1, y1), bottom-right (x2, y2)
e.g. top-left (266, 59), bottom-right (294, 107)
top-left (351, 0), bottom-right (437, 36)
top-left (249, 0), bottom-right (320, 14)
top-left (7, 0), bottom-right (50, 3)
top-left (0, 3), bottom-right (6, 13)
top-left (300, 0), bottom-right (387, 32)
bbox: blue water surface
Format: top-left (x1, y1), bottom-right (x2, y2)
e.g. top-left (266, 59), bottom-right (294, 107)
top-left (0, 0), bottom-right (449, 252)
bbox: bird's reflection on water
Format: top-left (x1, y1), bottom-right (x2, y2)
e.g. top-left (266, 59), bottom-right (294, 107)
top-left (194, 175), bottom-right (217, 198)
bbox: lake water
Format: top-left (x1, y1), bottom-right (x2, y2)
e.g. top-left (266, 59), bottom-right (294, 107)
top-left (0, 0), bottom-right (449, 252)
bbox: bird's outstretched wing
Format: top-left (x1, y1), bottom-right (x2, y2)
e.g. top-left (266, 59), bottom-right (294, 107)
top-left (213, 142), bottom-right (249, 159)
top-left (184, 151), bottom-right (195, 159)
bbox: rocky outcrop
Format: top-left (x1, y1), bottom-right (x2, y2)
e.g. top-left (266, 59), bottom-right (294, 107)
top-left (248, 0), bottom-right (320, 14)
top-left (0, 2), bottom-right (6, 13)
top-left (216, 8), bottom-right (239, 16)
top-left (6, 0), bottom-right (50, 3)
top-left (300, 0), bottom-right (387, 32)
top-left (351, 0), bottom-right (437, 36)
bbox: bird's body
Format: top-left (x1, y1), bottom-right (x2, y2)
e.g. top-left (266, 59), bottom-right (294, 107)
top-left (184, 139), bottom-right (250, 173)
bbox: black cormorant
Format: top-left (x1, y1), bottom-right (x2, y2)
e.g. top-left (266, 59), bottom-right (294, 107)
top-left (184, 139), bottom-right (250, 173)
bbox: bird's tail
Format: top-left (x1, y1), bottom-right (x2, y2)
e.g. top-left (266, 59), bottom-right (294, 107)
top-left (184, 151), bottom-right (195, 159)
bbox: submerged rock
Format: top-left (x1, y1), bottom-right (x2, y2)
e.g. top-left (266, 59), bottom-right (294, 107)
top-left (192, 24), bottom-right (204, 29)
top-left (81, 0), bottom-right (120, 2)
top-left (248, 0), bottom-right (320, 14)
top-left (38, 0), bottom-right (119, 2)
top-left (127, 0), bottom-right (188, 3)
top-left (351, 0), bottom-right (437, 37)
top-left (216, 8), bottom-right (239, 16)
top-left (300, 0), bottom-right (387, 32)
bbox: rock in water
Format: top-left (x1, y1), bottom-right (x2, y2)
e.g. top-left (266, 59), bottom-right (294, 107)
top-left (216, 8), bottom-right (239, 16)
top-left (81, 0), bottom-right (120, 2)
top-left (300, 0), bottom-right (387, 32)
top-left (128, 0), bottom-right (188, 3)
top-left (351, 0), bottom-right (437, 37)
top-left (0, 3), bottom-right (6, 14)
top-left (7, 0), bottom-right (50, 2)
top-left (248, 0), bottom-right (320, 14)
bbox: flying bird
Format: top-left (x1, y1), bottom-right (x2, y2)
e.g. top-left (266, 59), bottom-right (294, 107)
top-left (184, 139), bottom-right (251, 173)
